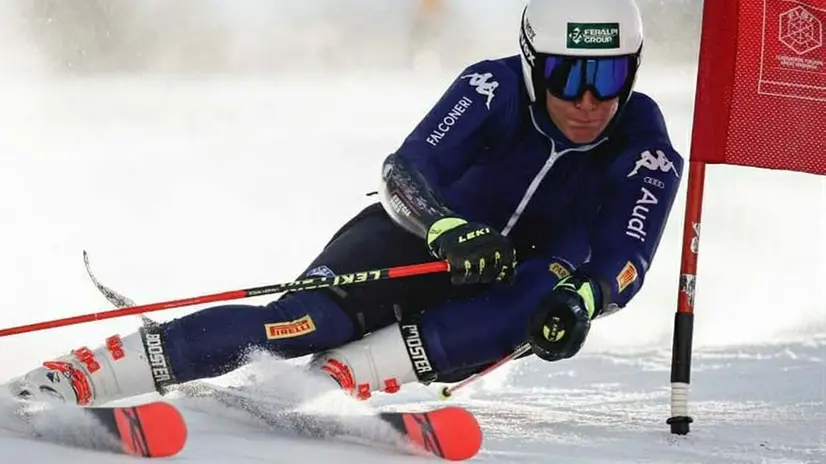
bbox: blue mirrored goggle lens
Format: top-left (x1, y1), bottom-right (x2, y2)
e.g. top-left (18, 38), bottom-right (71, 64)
top-left (543, 55), bottom-right (634, 101)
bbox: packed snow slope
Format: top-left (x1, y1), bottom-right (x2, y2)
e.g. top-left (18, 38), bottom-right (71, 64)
top-left (0, 67), bottom-right (821, 464)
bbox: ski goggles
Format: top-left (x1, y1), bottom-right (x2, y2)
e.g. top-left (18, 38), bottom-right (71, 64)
top-left (537, 54), bottom-right (638, 102)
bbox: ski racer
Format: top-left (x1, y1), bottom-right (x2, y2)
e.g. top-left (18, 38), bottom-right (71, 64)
top-left (8, 0), bottom-right (683, 406)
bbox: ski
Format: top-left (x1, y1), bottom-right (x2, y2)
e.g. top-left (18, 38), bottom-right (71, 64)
top-left (81, 251), bottom-right (482, 460)
top-left (9, 399), bottom-right (187, 458)
top-left (377, 406), bottom-right (483, 461)
top-left (178, 382), bottom-right (482, 461)
top-left (84, 402), bottom-right (187, 457)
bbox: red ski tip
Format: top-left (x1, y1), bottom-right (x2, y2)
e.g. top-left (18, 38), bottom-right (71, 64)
top-left (113, 402), bottom-right (188, 457)
top-left (401, 406), bottom-right (483, 461)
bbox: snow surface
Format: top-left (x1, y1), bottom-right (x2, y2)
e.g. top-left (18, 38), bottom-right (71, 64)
top-left (0, 4), bottom-right (824, 462)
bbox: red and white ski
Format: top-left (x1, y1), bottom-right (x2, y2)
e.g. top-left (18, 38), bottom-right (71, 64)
top-left (81, 251), bottom-right (483, 460)
top-left (11, 400), bottom-right (187, 458)
top-left (87, 402), bottom-right (188, 457)
top-left (377, 406), bottom-right (483, 461)
top-left (179, 382), bottom-right (482, 461)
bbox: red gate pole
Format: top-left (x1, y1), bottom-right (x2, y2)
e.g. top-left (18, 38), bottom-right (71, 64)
top-left (666, 160), bottom-right (706, 435)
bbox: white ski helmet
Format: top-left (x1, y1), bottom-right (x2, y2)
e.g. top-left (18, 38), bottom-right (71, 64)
top-left (519, 0), bottom-right (644, 104)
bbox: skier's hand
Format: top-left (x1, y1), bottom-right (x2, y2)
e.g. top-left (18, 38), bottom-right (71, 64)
top-left (527, 274), bottom-right (599, 362)
top-left (426, 217), bottom-right (517, 285)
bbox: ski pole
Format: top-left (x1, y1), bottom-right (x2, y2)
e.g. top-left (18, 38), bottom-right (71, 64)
top-left (0, 260), bottom-right (449, 337)
top-left (438, 342), bottom-right (532, 399)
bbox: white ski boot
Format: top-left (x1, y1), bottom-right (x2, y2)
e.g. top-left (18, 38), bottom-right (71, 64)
top-left (308, 322), bottom-right (434, 400)
top-left (8, 330), bottom-right (164, 406)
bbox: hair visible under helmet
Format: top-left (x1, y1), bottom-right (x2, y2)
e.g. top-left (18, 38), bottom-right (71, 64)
top-left (519, 0), bottom-right (644, 111)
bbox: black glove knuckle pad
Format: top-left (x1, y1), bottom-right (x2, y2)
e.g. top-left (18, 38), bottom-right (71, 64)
top-left (528, 279), bottom-right (593, 362)
top-left (433, 222), bottom-right (516, 286)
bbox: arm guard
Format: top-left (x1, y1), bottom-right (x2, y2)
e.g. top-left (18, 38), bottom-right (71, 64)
top-left (378, 153), bottom-right (457, 239)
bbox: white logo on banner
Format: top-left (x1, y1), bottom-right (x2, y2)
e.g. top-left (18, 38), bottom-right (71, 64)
top-left (628, 150), bottom-right (680, 178)
top-left (779, 6), bottom-right (823, 55)
top-left (460, 73), bottom-right (498, 109)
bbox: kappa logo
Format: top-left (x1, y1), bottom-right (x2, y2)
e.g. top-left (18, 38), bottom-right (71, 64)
top-left (628, 150), bottom-right (680, 178)
top-left (265, 315), bottom-right (316, 340)
top-left (460, 72), bottom-right (498, 109)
